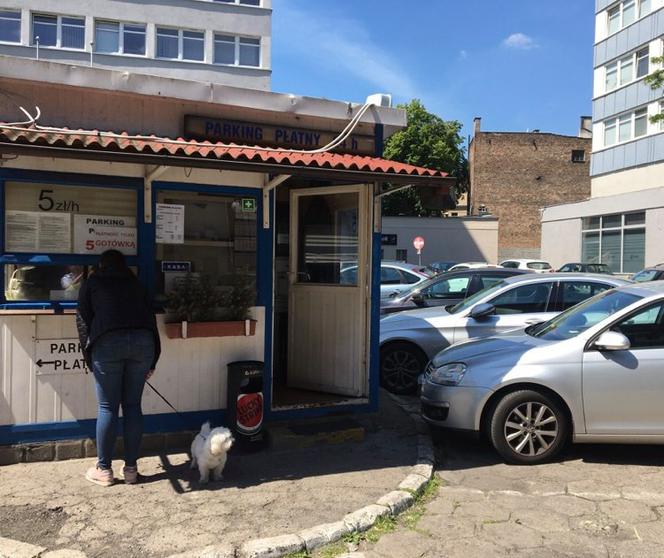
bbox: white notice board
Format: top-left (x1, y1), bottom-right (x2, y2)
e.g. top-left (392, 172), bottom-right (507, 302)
top-left (156, 204), bottom-right (185, 244)
top-left (73, 214), bottom-right (137, 255)
top-left (5, 211), bottom-right (71, 253)
top-left (35, 339), bottom-right (86, 375)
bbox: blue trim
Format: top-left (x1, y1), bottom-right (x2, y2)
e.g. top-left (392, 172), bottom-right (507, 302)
top-left (374, 124), bottom-right (384, 157)
top-left (0, 168), bottom-right (142, 189)
top-left (0, 409), bottom-right (228, 445)
top-left (258, 191), bottom-right (275, 418)
top-left (368, 227), bottom-right (382, 412)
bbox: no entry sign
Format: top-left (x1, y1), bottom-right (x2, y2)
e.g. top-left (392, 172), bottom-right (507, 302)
top-left (413, 236), bottom-right (425, 254)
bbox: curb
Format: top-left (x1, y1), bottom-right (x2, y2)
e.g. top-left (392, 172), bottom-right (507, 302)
top-left (171, 393), bottom-right (434, 558)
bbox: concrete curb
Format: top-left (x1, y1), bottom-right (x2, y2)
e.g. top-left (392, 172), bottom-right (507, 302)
top-left (176, 393), bottom-right (435, 558)
top-left (0, 394), bottom-right (433, 558)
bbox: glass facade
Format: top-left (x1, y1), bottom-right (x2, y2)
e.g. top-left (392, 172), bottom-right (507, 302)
top-left (581, 212), bottom-right (645, 273)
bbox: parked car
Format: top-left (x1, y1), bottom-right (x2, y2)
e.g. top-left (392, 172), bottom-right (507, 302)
top-left (421, 281), bottom-right (664, 464)
top-left (558, 262), bottom-right (613, 274)
top-left (631, 264), bottom-right (664, 282)
top-left (379, 273), bottom-right (630, 394)
top-left (500, 259), bottom-right (553, 273)
top-left (381, 267), bottom-right (530, 315)
top-left (448, 262), bottom-right (498, 271)
top-left (428, 261), bottom-right (457, 274)
top-left (341, 261), bottom-right (433, 298)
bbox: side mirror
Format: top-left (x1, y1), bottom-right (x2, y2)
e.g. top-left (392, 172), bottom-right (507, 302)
top-left (594, 331), bottom-right (630, 351)
top-left (469, 303), bottom-right (495, 320)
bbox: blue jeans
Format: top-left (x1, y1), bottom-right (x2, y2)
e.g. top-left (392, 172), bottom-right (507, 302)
top-left (91, 329), bottom-right (155, 469)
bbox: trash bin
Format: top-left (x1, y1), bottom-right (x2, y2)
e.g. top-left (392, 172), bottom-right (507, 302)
top-left (227, 360), bottom-right (265, 449)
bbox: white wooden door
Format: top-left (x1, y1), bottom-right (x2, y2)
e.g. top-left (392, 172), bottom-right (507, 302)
top-left (287, 185), bottom-right (369, 397)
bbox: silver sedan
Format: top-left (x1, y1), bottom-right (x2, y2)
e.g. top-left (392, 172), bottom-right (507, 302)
top-left (421, 281), bottom-right (664, 464)
top-left (380, 273), bottom-right (629, 394)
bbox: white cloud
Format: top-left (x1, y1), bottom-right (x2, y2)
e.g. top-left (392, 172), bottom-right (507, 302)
top-left (502, 33), bottom-right (538, 50)
top-left (274, 3), bottom-right (418, 99)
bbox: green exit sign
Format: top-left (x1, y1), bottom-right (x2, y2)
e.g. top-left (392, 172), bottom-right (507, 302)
top-left (241, 198), bottom-right (256, 212)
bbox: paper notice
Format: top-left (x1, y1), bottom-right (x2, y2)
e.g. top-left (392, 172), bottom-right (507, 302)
top-left (5, 211), bottom-right (71, 253)
top-left (156, 203), bottom-right (185, 244)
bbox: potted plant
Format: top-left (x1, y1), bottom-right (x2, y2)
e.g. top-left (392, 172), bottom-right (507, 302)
top-left (164, 274), bottom-right (257, 339)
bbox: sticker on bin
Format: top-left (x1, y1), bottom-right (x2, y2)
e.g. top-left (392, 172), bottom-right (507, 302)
top-left (236, 392), bottom-right (263, 434)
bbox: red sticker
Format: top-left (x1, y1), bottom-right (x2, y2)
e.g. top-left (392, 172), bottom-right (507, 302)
top-left (236, 392), bottom-right (263, 433)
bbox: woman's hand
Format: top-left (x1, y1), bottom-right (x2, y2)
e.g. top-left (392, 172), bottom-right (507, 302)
top-left (145, 369), bottom-right (155, 381)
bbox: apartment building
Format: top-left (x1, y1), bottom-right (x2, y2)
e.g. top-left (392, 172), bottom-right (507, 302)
top-left (541, 0), bottom-right (664, 272)
top-left (0, 0), bottom-right (271, 89)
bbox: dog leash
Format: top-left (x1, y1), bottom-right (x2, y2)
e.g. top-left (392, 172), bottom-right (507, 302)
top-left (146, 380), bottom-right (187, 421)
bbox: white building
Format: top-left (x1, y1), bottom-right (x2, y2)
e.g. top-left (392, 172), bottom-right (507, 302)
top-left (0, 0), bottom-right (271, 90)
top-left (541, 0), bottom-right (664, 272)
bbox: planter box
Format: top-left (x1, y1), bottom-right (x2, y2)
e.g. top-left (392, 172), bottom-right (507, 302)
top-left (164, 319), bottom-right (257, 339)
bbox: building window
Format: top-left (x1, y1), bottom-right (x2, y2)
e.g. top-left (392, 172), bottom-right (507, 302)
top-left (3, 181), bottom-right (138, 303)
top-left (0, 10), bottom-right (21, 43)
top-left (603, 107), bottom-right (649, 147)
top-left (395, 249), bottom-right (408, 262)
top-left (156, 27), bottom-right (205, 61)
top-left (604, 46), bottom-right (649, 92)
top-left (606, 0), bottom-right (650, 35)
top-left (154, 191), bottom-right (257, 302)
top-left (214, 34), bottom-right (260, 67)
top-left (32, 14), bottom-right (85, 50)
top-left (571, 150), bottom-right (586, 163)
top-left (95, 20), bottom-right (146, 55)
top-left (581, 212), bottom-right (645, 273)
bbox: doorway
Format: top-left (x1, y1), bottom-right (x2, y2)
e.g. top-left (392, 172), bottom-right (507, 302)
top-left (271, 184), bottom-right (371, 409)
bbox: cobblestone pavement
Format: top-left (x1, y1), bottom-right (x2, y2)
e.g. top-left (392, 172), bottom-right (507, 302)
top-left (351, 435), bottom-right (664, 558)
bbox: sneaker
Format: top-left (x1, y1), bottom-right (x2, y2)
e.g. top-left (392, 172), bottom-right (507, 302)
top-left (85, 465), bottom-right (114, 487)
top-left (123, 466), bottom-right (139, 485)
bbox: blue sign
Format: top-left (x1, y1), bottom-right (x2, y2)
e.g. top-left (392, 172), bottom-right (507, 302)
top-left (162, 261), bottom-right (191, 273)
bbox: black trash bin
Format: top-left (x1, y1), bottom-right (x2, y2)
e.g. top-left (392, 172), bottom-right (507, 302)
top-left (227, 360), bottom-right (265, 449)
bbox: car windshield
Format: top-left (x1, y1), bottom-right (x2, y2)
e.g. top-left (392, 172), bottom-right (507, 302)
top-left (632, 269), bottom-right (659, 282)
top-left (529, 289), bottom-right (641, 341)
top-left (448, 280), bottom-right (507, 314)
top-left (394, 274), bottom-right (443, 299)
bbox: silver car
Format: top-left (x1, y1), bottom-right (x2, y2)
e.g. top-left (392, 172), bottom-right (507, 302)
top-left (380, 273), bottom-right (630, 394)
top-left (341, 261), bottom-right (433, 298)
top-left (421, 281), bottom-right (664, 464)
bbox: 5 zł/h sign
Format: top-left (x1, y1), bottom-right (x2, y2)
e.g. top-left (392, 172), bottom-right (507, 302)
top-left (35, 339), bottom-right (87, 375)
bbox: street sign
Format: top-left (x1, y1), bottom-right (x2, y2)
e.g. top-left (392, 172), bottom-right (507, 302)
top-left (34, 339), bottom-right (86, 375)
top-left (413, 236), bottom-right (425, 254)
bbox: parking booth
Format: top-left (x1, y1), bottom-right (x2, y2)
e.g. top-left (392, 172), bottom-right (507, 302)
top-left (0, 65), bottom-right (454, 448)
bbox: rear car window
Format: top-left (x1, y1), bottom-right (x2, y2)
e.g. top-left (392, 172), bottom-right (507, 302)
top-left (501, 261), bottom-right (519, 268)
top-left (489, 282), bottom-right (554, 314)
top-left (527, 262), bottom-right (552, 270)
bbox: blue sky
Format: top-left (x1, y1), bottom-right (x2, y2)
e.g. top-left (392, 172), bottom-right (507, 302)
top-left (272, 0), bottom-right (594, 143)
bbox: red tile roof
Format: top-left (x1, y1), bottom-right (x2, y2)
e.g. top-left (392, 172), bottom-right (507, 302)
top-left (0, 126), bottom-right (450, 181)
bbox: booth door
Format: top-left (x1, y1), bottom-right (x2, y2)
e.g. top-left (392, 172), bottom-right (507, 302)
top-left (287, 185), bottom-right (369, 397)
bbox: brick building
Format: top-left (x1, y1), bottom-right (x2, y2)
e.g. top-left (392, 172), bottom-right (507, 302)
top-left (469, 117), bottom-right (592, 262)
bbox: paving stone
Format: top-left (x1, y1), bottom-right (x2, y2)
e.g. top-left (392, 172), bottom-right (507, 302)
top-left (453, 500), bottom-right (511, 523)
top-left (371, 530), bottom-right (437, 558)
top-left (541, 531), bottom-right (610, 558)
top-left (606, 538), bottom-right (664, 558)
top-left (632, 520), bottom-right (664, 543)
top-left (571, 514), bottom-right (637, 540)
top-left (598, 498), bottom-right (657, 524)
top-left (540, 494), bottom-right (597, 517)
top-left (620, 484), bottom-right (664, 506)
top-left (54, 440), bottom-right (84, 461)
top-left (481, 520), bottom-right (544, 551)
top-left (567, 480), bottom-right (622, 501)
top-left (343, 504), bottom-right (390, 532)
top-left (417, 514), bottom-right (476, 539)
top-left (0, 536), bottom-right (45, 558)
top-left (510, 508), bottom-right (569, 533)
top-left (24, 444), bottom-right (54, 462)
top-left (238, 534), bottom-right (304, 558)
top-left (298, 521), bottom-right (350, 551)
top-left (375, 490), bottom-right (414, 515)
top-left (0, 445), bottom-right (23, 465)
top-left (42, 551), bottom-right (87, 558)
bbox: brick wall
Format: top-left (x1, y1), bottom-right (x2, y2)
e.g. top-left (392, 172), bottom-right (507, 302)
top-left (469, 131), bottom-right (591, 261)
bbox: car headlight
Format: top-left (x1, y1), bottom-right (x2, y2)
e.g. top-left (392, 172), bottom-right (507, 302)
top-left (427, 362), bottom-right (467, 386)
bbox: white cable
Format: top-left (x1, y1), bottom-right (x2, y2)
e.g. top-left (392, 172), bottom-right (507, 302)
top-left (0, 103), bottom-right (376, 156)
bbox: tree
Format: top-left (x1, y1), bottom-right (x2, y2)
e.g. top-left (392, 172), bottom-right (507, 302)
top-left (381, 99), bottom-right (468, 216)
top-left (645, 56), bottom-right (664, 125)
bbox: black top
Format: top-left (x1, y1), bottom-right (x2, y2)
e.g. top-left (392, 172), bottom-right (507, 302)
top-left (76, 268), bottom-right (161, 369)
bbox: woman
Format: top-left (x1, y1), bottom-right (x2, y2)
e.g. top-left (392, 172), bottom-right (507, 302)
top-left (77, 250), bottom-right (161, 486)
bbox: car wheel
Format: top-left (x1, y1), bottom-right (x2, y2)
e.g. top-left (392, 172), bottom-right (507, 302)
top-left (489, 389), bottom-right (568, 465)
top-left (380, 342), bottom-right (426, 395)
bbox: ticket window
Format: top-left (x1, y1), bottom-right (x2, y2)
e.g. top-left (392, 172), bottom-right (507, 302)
top-left (154, 190), bottom-right (257, 303)
top-left (2, 181), bottom-right (137, 303)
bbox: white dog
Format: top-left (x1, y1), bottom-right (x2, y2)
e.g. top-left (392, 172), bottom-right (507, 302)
top-left (190, 421), bottom-right (234, 484)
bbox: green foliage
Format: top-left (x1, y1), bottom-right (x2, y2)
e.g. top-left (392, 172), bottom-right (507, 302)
top-left (645, 56), bottom-right (664, 125)
top-left (222, 276), bottom-right (255, 321)
top-left (165, 274), bottom-right (222, 322)
top-left (382, 99), bottom-right (468, 216)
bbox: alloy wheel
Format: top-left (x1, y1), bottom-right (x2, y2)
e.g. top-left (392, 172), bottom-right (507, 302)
top-left (381, 349), bottom-right (421, 392)
top-left (503, 401), bottom-right (558, 457)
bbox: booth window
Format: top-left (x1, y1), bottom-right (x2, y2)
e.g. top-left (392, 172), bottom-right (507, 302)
top-left (154, 190), bottom-right (257, 303)
top-left (2, 181), bottom-right (138, 304)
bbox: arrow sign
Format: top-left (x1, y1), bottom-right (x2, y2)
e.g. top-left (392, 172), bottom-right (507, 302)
top-left (35, 359), bottom-right (57, 368)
